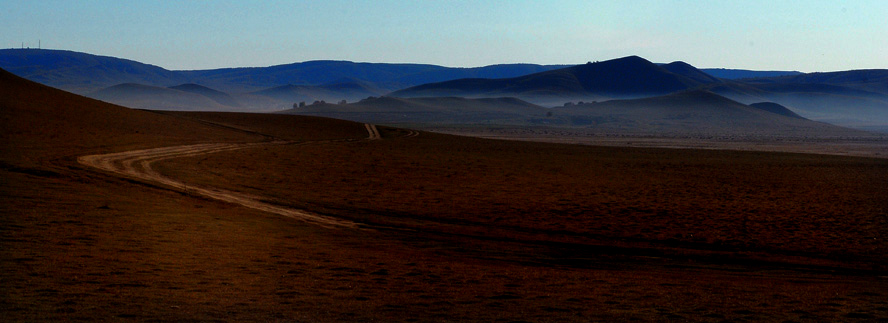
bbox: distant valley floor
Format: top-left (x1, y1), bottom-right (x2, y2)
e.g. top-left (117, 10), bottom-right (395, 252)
top-left (422, 126), bottom-right (888, 159)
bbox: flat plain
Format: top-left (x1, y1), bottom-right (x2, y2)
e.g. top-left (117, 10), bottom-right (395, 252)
top-left (3, 70), bottom-right (888, 321)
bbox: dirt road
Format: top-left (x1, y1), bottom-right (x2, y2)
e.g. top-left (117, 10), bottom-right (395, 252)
top-left (76, 124), bottom-right (385, 229)
top-left (364, 123), bottom-right (381, 140)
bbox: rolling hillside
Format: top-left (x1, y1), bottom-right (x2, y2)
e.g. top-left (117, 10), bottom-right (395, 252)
top-left (704, 74), bottom-right (888, 129)
top-left (87, 83), bottom-right (238, 112)
top-left (250, 80), bottom-right (385, 106)
top-left (551, 90), bottom-right (867, 136)
top-left (3, 49), bottom-right (885, 130)
top-left (0, 68), bottom-right (260, 159)
top-left (281, 96), bottom-right (547, 124)
top-left (699, 68), bottom-right (803, 80)
top-left (0, 49), bottom-right (182, 94)
top-left (390, 56), bottom-right (720, 106)
top-left (0, 49), bottom-right (567, 94)
top-left (168, 83), bottom-right (242, 108)
top-left (282, 89), bottom-right (872, 138)
top-left (748, 69), bottom-right (888, 95)
top-left (748, 102), bottom-right (805, 119)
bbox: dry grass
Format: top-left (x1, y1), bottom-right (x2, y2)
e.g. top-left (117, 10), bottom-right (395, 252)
top-left (157, 128), bottom-right (888, 269)
top-left (4, 161), bottom-right (888, 322)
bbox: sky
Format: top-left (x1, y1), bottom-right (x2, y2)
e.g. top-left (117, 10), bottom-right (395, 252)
top-left (2, 0), bottom-right (886, 72)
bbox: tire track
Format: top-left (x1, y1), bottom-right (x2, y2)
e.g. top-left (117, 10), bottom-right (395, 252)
top-left (364, 123), bottom-right (381, 140)
top-left (78, 141), bottom-right (359, 229)
top-left (75, 122), bottom-right (389, 229)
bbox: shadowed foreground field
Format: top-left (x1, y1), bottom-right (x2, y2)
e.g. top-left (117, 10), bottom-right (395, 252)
top-left (157, 125), bottom-right (888, 269)
top-left (2, 70), bottom-right (888, 321)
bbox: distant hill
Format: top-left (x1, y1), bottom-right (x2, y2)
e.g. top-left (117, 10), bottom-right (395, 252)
top-left (700, 68), bottom-right (803, 80)
top-left (662, 62), bottom-right (722, 84)
top-left (551, 90), bottom-right (865, 136)
top-left (392, 64), bottom-right (572, 88)
top-left (181, 61), bottom-right (571, 93)
top-left (0, 49), bottom-right (567, 94)
top-left (748, 102), bottom-right (806, 119)
top-left (168, 83), bottom-right (242, 107)
top-left (745, 69), bottom-right (888, 95)
top-left (703, 72), bottom-right (888, 128)
top-left (280, 96), bottom-right (547, 124)
top-left (87, 83), bottom-right (238, 111)
top-left (0, 49), bottom-right (183, 94)
top-left (250, 80), bottom-right (386, 106)
top-left (279, 89), bottom-right (870, 137)
top-left (390, 56), bottom-right (720, 106)
top-left (0, 67), bottom-right (259, 157)
top-left (3, 49), bottom-right (884, 130)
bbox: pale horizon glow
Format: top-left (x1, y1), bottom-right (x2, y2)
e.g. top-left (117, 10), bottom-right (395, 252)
top-left (2, 0), bottom-right (886, 72)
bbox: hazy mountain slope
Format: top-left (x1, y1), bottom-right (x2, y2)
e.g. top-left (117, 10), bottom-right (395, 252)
top-left (250, 81), bottom-right (385, 106)
top-left (0, 68), bottom-right (260, 160)
top-left (183, 61), bottom-right (570, 93)
top-left (390, 56), bottom-right (718, 105)
top-left (705, 79), bottom-right (888, 128)
top-left (748, 69), bottom-right (888, 95)
top-left (168, 83), bottom-right (242, 107)
top-left (3, 49), bottom-right (882, 128)
top-left (87, 83), bottom-right (238, 111)
top-left (0, 49), bottom-right (183, 94)
top-left (393, 64), bottom-right (571, 88)
top-left (700, 69), bottom-right (803, 80)
top-left (662, 61), bottom-right (722, 84)
top-left (280, 96), bottom-right (547, 124)
top-left (748, 102), bottom-right (806, 119)
top-left (756, 91), bottom-right (888, 128)
top-left (0, 49), bottom-right (568, 95)
top-left (551, 90), bottom-right (866, 136)
top-left (178, 60), bottom-right (444, 93)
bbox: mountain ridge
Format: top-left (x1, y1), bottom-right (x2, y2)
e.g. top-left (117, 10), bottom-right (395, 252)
top-left (0, 49), bottom-right (569, 94)
top-left (3, 48), bottom-right (886, 129)
top-left (390, 56), bottom-right (720, 105)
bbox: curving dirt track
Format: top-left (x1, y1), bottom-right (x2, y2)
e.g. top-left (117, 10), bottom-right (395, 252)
top-left (75, 124), bottom-right (387, 229)
top-left (364, 123), bottom-right (381, 140)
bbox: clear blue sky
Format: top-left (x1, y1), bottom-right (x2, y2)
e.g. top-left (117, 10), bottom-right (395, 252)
top-left (3, 0), bottom-right (886, 72)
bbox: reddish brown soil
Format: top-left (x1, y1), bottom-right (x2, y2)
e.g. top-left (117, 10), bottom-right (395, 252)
top-left (3, 71), bottom-right (888, 321)
top-left (157, 127), bottom-right (888, 269)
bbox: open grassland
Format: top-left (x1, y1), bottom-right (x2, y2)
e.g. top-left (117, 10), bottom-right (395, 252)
top-left (5, 165), bottom-right (887, 322)
top-left (156, 126), bottom-right (888, 270)
top-left (411, 125), bottom-right (888, 159)
top-left (3, 76), bottom-right (888, 322)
